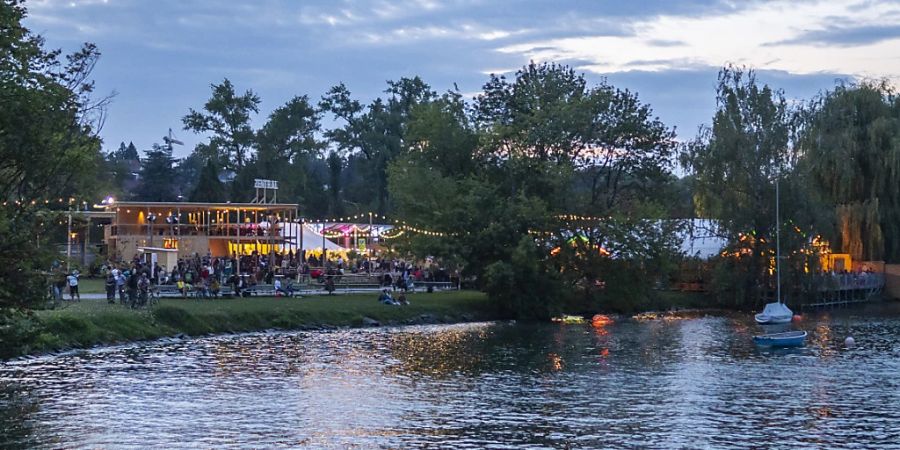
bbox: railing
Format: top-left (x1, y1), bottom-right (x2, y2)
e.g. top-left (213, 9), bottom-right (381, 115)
top-left (110, 223), bottom-right (285, 238)
top-left (814, 273), bottom-right (885, 292)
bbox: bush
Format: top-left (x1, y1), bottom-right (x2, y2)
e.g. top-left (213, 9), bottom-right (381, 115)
top-left (0, 309), bottom-right (40, 359)
top-left (483, 236), bottom-right (567, 320)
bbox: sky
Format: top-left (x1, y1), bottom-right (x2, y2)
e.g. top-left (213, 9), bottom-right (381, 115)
top-left (22, 0), bottom-right (900, 158)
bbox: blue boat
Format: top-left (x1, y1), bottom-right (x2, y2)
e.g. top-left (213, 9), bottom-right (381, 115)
top-left (753, 330), bottom-right (807, 347)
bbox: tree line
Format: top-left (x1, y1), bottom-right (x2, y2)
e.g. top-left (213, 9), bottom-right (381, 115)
top-left (3, 0), bottom-right (900, 320)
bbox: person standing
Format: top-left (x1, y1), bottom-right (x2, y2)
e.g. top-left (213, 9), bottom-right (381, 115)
top-left (104, 272), bottom-right (116, 304)
top-left (66, 270), bottom-right (80, 301)
top-left (127, 270), bottom-right (139, 307)
top-left (116, 269), bottom-right (127, 304)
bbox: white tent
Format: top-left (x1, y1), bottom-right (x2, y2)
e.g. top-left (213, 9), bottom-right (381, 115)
top-left (280, 223), bottom-right (347, 251)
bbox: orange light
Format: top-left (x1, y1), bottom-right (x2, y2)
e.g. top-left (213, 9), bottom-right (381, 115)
top-left (591, 314), bottom-right (613, 327)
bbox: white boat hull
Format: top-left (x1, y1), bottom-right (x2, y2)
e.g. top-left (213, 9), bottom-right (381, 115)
top-left (755, 314), bottom-right (793, 325)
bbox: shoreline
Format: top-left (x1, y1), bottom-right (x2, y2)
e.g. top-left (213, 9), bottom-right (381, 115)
top-left (4, 291), bottom-right (504, 360)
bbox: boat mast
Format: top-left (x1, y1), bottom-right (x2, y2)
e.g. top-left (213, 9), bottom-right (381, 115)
top-left (775, 176), bottom-right (781, 304)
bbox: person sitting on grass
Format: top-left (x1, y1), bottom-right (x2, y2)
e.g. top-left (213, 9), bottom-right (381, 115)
top-left (274, 277), bottom-right (286, 297)
top-left (378, 289), bottom-right (398, 306)
top-left (397, 292), bottom-right (409, 306)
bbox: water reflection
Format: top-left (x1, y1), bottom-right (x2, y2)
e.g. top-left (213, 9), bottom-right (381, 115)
top-left (2, 304), bottom-right (900, 448)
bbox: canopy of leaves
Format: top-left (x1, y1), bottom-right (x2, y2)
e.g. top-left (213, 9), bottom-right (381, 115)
top-left (798, 82), bottom-right (900, 262)
top-left (1, 0), bottom-right (107, 309)
top-left (182, 79), bottom-right (260, 172)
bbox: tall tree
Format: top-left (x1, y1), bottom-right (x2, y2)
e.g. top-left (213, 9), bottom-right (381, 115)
top-left (135, 144), bottom-right (177, 201)
top-left (389, 64), bottom-right (679, 316)
top-left (0, 0), bottom-right (108, 310)
top-left (182, 79), bottom-right (260, 172)
top-left (326, 151), bottom-right (344, 216)
top-left (681, 66), bottom-right (801, 303)
top-left (321, 77), bottom-right (436, 214)
top-left (190, 159), bottom-right (225, 202)
top-left (799, 82), bottom-right (900, 262)
top-left (256, 95), bottom-right (322, 165)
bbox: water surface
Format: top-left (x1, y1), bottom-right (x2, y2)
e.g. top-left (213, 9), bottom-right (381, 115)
top-left (2, 304), bottom-right (900, 448)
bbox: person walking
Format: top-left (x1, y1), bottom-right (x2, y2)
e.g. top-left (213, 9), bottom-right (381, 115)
top-left (66, 270), bottom-right (80, 302)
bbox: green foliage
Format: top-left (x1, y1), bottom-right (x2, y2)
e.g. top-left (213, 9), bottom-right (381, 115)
top-left (388, 63), bottom-right (679, 314)
top-left (799, 82), bottom-right (900, 262)
top-left (483, 236), bottom-right (568, 319)
top-left (0, 309), bottom-right (39, 359)
top-left (327, 151), bottom-right (344, 216)
top-left (190, 159), bottom-right (225, 202)
top-left (0, 0), bottom-right (107, 310)
top-left (135, 144), bottom-right (177, 201)
top-left (3, 291), bottom-right (496, 359)
top-left (182, 78), bottom-right (260, 171)
top-left (321, 77), bottom-right (436, 214)
top-left (681, 66), bottom-right (808, 304)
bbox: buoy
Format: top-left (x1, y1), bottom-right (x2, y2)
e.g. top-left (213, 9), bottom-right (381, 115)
top-left (844, 336), bottom-right (855, 348)
top-left (792, 314), bottom-right (802, 322)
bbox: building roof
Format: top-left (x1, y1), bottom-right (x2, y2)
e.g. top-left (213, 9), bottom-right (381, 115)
top-left (108, 201), bottom-right (298, 211)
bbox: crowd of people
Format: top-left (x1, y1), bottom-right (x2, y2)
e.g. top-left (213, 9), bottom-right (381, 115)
top-left (58, 249), bottom-right (460, 305)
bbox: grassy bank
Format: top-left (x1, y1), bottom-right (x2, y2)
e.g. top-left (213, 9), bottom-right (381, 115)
top-left (8, 291), bottom-right (499, 359)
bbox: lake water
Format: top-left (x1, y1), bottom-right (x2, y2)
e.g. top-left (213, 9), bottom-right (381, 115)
top-left (2, 304), bottom-right (900, 449)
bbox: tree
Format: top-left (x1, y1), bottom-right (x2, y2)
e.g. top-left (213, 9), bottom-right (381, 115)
top-left (326, 151), bottom-right (344, 216)
top-left (0, 0), bottom-right (108, 310)
top-left (135, 144), bottom-right (177, 201)
top-left (191, 159), bottom-right (225, 202)
top-left (321, 77), bottom-right (436, 214)
top-left (799, 82), bottom-right (900, 262)
top-left (182, 79), bottom-right (260, 171)
top-left (256, 95), bottom-right (322, 165)
top-left (681, 66), bottom-right (804, 303)
top-left (388, 63), bottom-right (679, 316)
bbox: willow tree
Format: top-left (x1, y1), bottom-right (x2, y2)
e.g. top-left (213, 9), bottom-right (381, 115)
top-left (799, 82), bottom-right (900, 262)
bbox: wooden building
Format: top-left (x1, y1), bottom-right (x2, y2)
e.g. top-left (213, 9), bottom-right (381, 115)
top-left (104, 201), bottom-right (299, 262)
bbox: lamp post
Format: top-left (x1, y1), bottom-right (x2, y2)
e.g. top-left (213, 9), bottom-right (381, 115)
top-left (66, 208), bottom-right (72, 274)
top-left (322, 221), bottom-right (327, 266)
top-left (147, 212), bottom-right (158, 246)
top-left (299, 217), bottom-right (304, 262)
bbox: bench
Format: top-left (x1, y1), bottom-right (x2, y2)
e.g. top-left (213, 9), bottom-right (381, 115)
top-left (155, 285), bottom-right (185, 298)
top-left (242, 284), bottom-right (276, 297)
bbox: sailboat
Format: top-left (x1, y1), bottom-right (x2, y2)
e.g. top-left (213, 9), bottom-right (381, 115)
top-left (753, 178), bottom-right (807, 346)
top-left (754, 176), bottom-right (794, 325)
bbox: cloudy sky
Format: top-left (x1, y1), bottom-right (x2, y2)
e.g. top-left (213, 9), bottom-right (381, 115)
top-left (23, 0), bottom-right (900, 157)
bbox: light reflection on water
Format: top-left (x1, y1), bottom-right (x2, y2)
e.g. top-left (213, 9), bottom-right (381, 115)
top-left (2, 303), bottom-right (900, 449)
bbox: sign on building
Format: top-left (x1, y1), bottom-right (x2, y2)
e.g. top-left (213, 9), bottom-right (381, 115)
top-left (253, 179), bottom-right (279, 203)
top-left (254, 179), bottom-right (279, 190)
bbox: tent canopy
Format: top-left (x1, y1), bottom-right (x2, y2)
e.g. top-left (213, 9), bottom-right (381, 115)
top-left (280, 223), bottom-right (346, 251)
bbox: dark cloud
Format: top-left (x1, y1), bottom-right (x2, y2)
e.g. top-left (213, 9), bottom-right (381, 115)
top-left (767, 24), bottom-right (900, 47)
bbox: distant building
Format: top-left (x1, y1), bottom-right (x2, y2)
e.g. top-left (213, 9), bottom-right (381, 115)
top-left (103, 201), bottom-right (299, 262)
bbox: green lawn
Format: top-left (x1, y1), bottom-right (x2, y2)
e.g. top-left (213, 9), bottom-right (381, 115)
top-left (76, 277), bottom-right (105, 294)
top-left (17, 291), bottom-right (498, 358)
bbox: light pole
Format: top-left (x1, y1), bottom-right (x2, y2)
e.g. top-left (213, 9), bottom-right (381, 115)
top-left (66, 208), bottom-right (72, 274)
top-left (147, 212), bottom-right (157, 246)
top-left (299, 217), bottom-right (304, 263)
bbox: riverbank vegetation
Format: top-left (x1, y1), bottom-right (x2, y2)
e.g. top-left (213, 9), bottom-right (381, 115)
top-left (3, 291), bottom-right (498, 359)
top-left (3, 0), bottom-right (900, 336)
